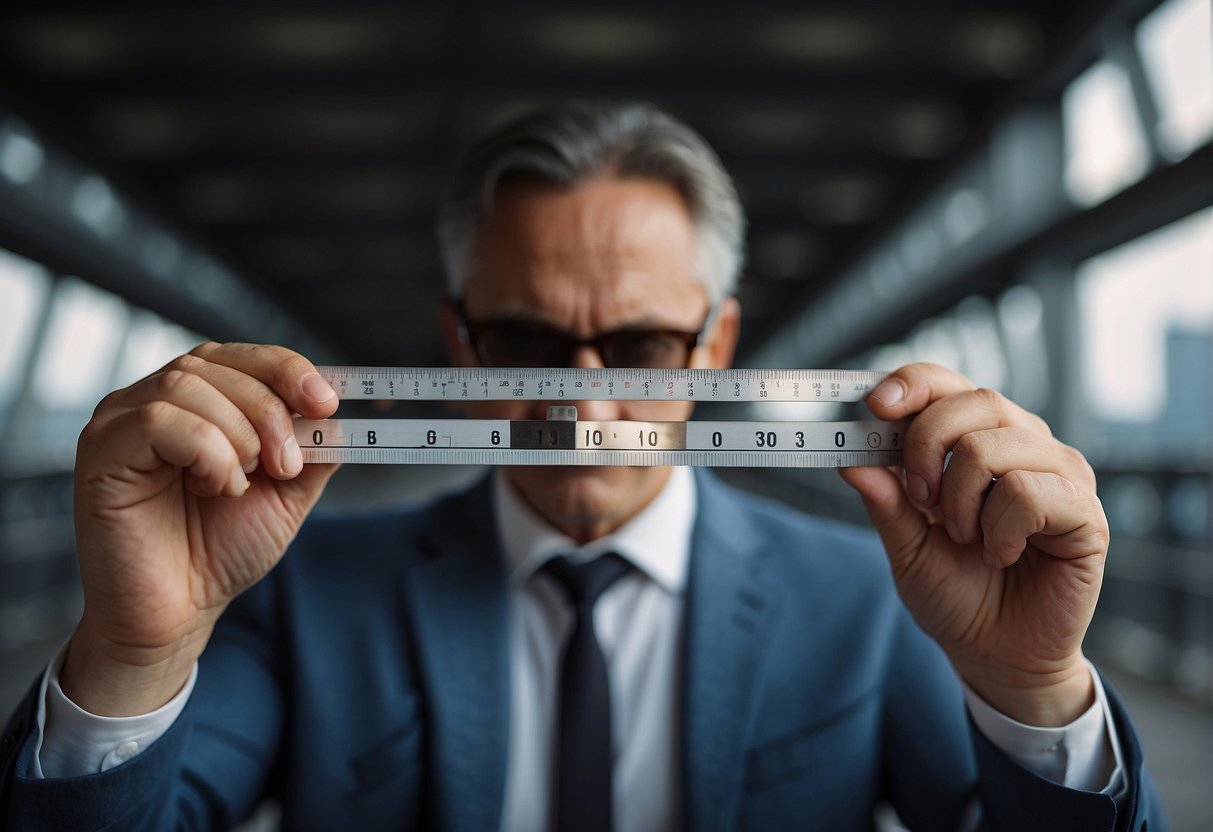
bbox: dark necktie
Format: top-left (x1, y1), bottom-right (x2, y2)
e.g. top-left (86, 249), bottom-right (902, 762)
top-left (542, 553), bottom-right (633, 832)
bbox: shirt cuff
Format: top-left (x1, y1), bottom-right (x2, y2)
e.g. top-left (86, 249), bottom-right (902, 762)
top-left (32, 641), bottom-right (197, 779)
top-left (963, 659), bottom-right (1125, 794)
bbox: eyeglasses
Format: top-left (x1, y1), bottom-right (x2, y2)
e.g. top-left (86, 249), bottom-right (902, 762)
top-left (456, 302), bottom-right (717, 369)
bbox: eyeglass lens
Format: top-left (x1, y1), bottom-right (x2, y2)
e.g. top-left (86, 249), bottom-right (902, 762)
top-left (473, 324), bottom-right (695, 369)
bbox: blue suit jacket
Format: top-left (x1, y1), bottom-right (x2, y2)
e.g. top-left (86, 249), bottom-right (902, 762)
top-left (2, 471), bottom-right (1164, 830)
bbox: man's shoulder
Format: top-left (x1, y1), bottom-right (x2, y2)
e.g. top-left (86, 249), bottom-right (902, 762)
top-left (698, 471), bottom-right (880, 547)
top-left (284, 475), bottom-right (494, 574)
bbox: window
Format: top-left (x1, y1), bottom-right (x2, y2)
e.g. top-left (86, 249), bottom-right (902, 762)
top-left (114, 311), bottom-right (203, 389)
top-left (0, 250), bottom-right (50, 412)
top-left (1136, 0), bottom-right (1213, 158)
top-left (0, 271), bottom-right (210, 475)
top-left (1077, 207), bottom-right (1213, 425)
top-left (32, 277), bottom-right (129, 412)
top-left (1063, 60), bottom-right (1152, 206)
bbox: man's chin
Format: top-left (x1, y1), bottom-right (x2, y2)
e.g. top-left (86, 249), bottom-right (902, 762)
top-left (504, 466), bottom-right (668, 541)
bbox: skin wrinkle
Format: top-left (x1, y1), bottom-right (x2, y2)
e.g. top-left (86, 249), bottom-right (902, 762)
top-left (946, 428), bottom-right (1079, 545)
top-left (984, 471), bottom-right (1041, 565)
top-left (908, 388), bottom-right (1045, 502)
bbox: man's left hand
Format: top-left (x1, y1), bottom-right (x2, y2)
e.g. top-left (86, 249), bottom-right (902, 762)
top-left (840, 363), bottom-right (1108, 727)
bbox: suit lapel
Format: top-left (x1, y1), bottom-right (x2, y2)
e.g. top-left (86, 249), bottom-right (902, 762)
top-left (682, 472), bottom-right (782, 832)
top-left (402, 478), bottom-right (510, 832)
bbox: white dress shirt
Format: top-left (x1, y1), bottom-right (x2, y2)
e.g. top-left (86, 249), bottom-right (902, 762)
top-left (33, 467), bottom-right (1124, 828)
top-left (495, 467), bottom-right (695, 832)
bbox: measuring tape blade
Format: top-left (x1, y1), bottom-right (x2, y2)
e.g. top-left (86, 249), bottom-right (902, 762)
top-left (295, 418), bottom-right (905, 468)
top-left (316, 366), bottom-right (886, 403)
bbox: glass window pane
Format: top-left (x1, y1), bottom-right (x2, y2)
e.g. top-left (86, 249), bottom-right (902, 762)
top-left (32, 278), bottom-right (129, 411)
top-left (113, 312), bottom-right (204, 389)
top-left (908, 317), bottom-right (963, 369)
top-left (952, 296), bottom-right (1007, 390)
top-left (1077, 207), bottom-right (1213, 424)
top-left (1063, 61), bottom-right (1152, 206)
top-left (0, 249), bottom-right (51, 409)
top-left (1136, 0), bottom-right (1213, 157)
top-left (996, 284), bottom-right (1049, 414)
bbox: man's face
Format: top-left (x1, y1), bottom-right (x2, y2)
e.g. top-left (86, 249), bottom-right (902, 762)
top-left (441, 175), bottom-right (739, 542)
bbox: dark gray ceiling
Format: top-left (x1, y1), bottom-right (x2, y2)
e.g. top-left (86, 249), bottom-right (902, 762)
top-left (0, 1), bottom-right (1111, 365)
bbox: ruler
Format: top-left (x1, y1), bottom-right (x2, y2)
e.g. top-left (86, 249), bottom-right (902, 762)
top-left (298, 367), bottom-right (904, 468)
top-left (314, 366), bottom-right (886, 403)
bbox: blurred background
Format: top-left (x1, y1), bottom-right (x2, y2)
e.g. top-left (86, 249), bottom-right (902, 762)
top-left (0, 0), bottom-right (1209, 827)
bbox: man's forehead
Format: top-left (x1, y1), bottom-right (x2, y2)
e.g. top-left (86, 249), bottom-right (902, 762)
top-left (485, 175), bottom-right (693, 252)
top-left (464, 175), bottom-right (705, 314)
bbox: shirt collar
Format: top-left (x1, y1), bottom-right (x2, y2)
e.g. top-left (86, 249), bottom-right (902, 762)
top-left (493, 467), bottom-right (696, 596)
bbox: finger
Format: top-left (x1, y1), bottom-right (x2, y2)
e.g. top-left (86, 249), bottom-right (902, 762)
top-left (838, 466), bottom-right (930, 575)
top-left (865, 363), bottom-right (975, 421)
top-left (169, 351), bottom-right (322, 479)
top-left (901, 386), bottom-right (1051, 510)
top-left (86, 401), bottom-right (249, 499)
top-left (109, 368), bottom-right (263, 474)
top-left (980, 471), bottom-right (1110, 569)
top-left (188, 343), bottom-right (338, 419)
top-left (939, 428), bottom-right (1096, 545)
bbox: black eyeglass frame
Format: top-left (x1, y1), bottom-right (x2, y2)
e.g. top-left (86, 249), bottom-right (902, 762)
top-left (453, 300), bottom-right (721, 369)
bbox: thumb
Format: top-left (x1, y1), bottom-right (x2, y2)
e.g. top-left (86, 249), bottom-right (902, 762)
top-left (838, 466), bottom-right (929, 568)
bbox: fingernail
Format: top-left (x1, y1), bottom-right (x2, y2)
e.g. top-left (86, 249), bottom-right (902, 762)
top-left (301, 372), bottom-right (335, 404)
top-left (871, 379), bottom-right (905, 407)
top-left (281, 435), bottom-right (303, 475)
top-left (907, 473), bottom-right (930, 503)
top-left (242, 458), bottom-right (260, 474)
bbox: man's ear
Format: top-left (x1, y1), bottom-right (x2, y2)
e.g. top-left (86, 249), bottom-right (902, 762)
top-left (439, 299), bottom-right (477, 367)
top-left (701, 296), bottom-right (740, 370)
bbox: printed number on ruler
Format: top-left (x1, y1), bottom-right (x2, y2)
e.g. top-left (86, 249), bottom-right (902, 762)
top-left (294, 418), bottom-right (906, 468)
top-left (298, 367), bottom-right (901, 468)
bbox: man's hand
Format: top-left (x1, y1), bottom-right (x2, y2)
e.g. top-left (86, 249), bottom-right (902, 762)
top-left (840, 363), bottom-right (1108, 727)
top-left (63, 343), bottom-right (340, 716)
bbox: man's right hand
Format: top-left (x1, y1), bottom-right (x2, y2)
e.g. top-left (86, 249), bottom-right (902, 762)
top-left (61, 343), bottom-right (340, 716)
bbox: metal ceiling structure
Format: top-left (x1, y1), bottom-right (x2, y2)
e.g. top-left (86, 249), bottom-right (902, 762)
top-left (0, 0), bottom-right (1166, 367)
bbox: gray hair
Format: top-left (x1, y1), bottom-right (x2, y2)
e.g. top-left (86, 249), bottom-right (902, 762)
top-left (437, 100), bottom-right (745, 303)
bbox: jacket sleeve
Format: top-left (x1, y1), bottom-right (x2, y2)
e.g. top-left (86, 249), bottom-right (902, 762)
top-left (970, 676), bottom-right (1167, 832)
top-left (1, 679), bottom-right (202, 831)
top-left (0, 574), bottom-right (287, 831)
top-left (879, 601), bottom-right (1166, 832)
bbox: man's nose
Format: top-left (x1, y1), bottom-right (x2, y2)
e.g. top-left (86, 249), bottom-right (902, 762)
top-left (531, 344), bottom-right (620, 421)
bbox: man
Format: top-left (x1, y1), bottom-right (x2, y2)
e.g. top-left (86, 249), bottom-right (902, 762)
top-left (1, 101), bottom-right (1163, 830)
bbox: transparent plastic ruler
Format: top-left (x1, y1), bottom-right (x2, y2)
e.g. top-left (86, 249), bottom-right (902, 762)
top-left (297, 367), bottom-right (905, 468)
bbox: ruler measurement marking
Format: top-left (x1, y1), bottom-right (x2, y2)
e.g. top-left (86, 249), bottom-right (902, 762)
top-left (299, 448), bottom-right (903, 468)
top-left (315, 366), bottom-right (886, 403)
top-left (302, 367), bottom-right (897, 467)
top-left (296, 418), bottom-right (904, 467)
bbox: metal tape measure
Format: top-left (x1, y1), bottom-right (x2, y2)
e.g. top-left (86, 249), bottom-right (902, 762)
top-left (297, 367), bottom-right (905, 468)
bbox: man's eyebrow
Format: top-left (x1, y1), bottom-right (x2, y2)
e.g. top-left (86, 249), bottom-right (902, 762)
top-left (614, 316), bottom-right (691, 331)
top-left (468, 307), bottom-right (701, 332)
